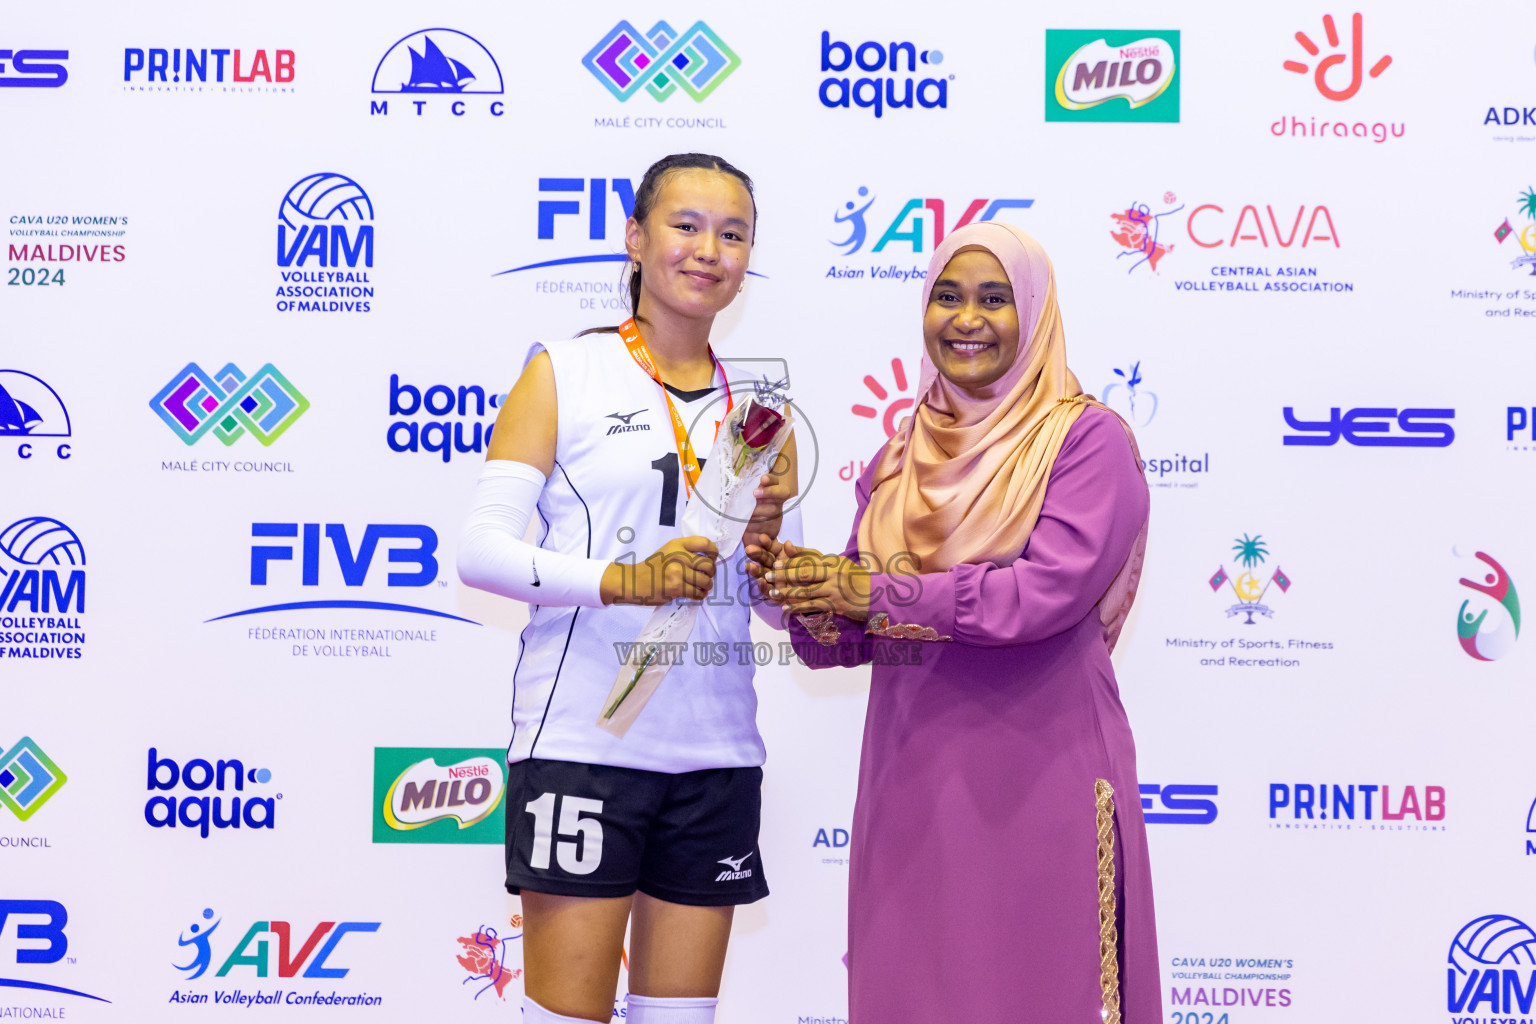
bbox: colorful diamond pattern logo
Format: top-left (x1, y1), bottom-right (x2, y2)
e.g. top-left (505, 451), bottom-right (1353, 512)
top-left (150, 362), bottom-right (309, 447)
top-left (0, 737), bottom-right (66, 821)
top-left (583, 20), bottom-right (739, 102)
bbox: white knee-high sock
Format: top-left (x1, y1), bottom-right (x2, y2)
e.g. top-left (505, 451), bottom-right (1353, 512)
top-left (624, 993), bottom-right (718, 1023)
top-left (521, 995), bottom-right (606, 1023)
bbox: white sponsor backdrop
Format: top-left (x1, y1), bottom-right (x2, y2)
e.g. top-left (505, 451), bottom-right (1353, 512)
top-left (4, 0), bottom-right (1536, 1020)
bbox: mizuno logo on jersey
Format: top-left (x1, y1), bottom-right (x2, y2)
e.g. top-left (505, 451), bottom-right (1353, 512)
top-left (715, 852), bottom-right (754, 882)
top-left (605, 408), bottom-right (651, 435)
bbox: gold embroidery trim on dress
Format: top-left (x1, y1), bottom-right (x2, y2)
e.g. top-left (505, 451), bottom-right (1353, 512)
top-left (1096, 778), bottom-right (1122, 1024)
top-left (864, 612), bottom-right (953, 642)
top-left (797, 611), bottom-right (842, 647)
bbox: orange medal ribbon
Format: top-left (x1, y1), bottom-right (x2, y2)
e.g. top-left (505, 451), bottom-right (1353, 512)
top-left (617, 318), bottom-right (732, 497)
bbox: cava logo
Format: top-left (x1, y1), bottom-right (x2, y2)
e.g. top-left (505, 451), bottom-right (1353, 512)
top-left (0, 517), bottom-right (86, 661)
top-left (0, 371), bottom-right (72, 461)
top-left (1447, 915), bottom-right (1536, 1015)
top-left (456, 918), bottom-right (522, 1001)
top-left (1456, 550), bottom-right (1520, 662)
top-left (373, 748), bottom-right (505, 844)
top-left (1046, 30), bottom-right (1179, 122)
top-left (274, 173), bottom-right (374, 314)
top-left (0, 738), bottom-right (65, 821)
top-left (584, 21), bottom-right (739, 102)
top-left (1209, 534), bottom-right (1291, 624)
top-left (369, 28), bottom-right (505, 118)
top-left (150, 363), bottom-right (308, 447)
top-left (144, 748), bottom-right (278, 838)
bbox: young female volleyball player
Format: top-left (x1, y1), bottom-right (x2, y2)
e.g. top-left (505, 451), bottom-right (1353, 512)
top-left (458, 153), bottom-right (795, 1024)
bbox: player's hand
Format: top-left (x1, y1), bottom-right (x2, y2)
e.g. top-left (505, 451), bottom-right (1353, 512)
top-left (602, 536), bottom-right (718, 605)
top-left (764, 541), bottom-right (871, 621)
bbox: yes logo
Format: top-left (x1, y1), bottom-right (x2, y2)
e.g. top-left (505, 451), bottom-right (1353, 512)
top-left (1456, 550), bottom-right (1520, 662)
top-left (1139, 784), bottom-right (1218, 825)
top-left (0, 49), bottom-right (68, 88)
top-left (1282, 407), bottom-right (1454, 447)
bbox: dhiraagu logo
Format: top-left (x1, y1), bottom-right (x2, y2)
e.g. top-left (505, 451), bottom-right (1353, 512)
top-left (372, 748), bottom-right (505, 844)
top-left (1046, 29), bottom-right (1179, 122)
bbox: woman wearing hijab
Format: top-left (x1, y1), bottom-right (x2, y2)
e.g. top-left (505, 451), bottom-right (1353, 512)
top-left (759, 222), bottom-right (1159, 1021)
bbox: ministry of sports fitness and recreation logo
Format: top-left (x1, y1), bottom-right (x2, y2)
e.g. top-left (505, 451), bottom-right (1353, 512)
top-left (275, 173), bottom-right (374, 314)
top-left (1209, 534), bottom-right (1291, 624)
top-left (1456, 550), bottom-right (1520, 662)
top-left (1, 370), bottom-right (72, 462)
top-left (0, 48), bottom-right (68, 88)
top-left (369, 28), bottom-right (504, 117)
top-left (1045, 30), bottom-right (1179, 123)
top-left (1447, 914), bottom-right (1536, 1015)
top-left (1272, 13), bottom-right (1403, 144)
top-left (1495, 187), bottom-right (1536, 276)
top-left (372, 748), bottom-right (505, 844)
top-left (584, 21), bottom-right (739, 102)
top-left (455, 917), bottom-right (523, 1002)
top-left (151, 363), bottom-right (308, 447)
top-left (122, 46), bottom-right (294, 92)
top-left (0, 737), bottom-right (65, 822)
top-left (0, 517), bottom-right (86, 660)
top-left (827, 185), bottom-right (1032, 283)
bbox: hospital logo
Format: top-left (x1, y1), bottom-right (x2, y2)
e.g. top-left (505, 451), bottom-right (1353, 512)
top-left (369, 28), bottom-right (505, 118)
top-left (1102, 361), bottom-right (1157, 427)
top-left (150, 363), bottom-right (308, 447)
top-left (1, 371), bottom-right (72, 462)
top-left (1495, 187), bottom-right (1536, 276)
top-left (1456, 550), bottom-right (1520, 662)
top-left (1045, 30), bottom-right (1179, 123)
top-left (0, 738), bottom-right (66, 821)
top-left (1209, 534), bottom-right (1291, 624)
top-left (584, 21), bottom-right (739, 102)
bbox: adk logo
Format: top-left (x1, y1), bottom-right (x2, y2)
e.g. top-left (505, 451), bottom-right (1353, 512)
top-left (1209, 534), bottom-right (1291, 624)
top-left (0, 371), bottom-right (72, 461)
top-left (150, 363), bottom-right (308, 447)
top-left (145, 748), bottom-right (279, 838)
top-left (372, 748), bottom-right (505, 844)
top-left (0, 901), bottom-right (109, 1003)
top-left (0, 49), bottom-right (68, 88)
top-left (1456, 550), bottom-right (1520, 662)
top-left (1495, 187), bottom-right (1536, 276)
top-left (1045, 30), bottom-right (1179, 122)
top-left (1103, 361), bottom-right (1157, 427)
top-left (1447, 915), bottom-right (1536, 1015)
top-left (369, 29), bottom-right (504, 117)
top-left (584, 21), bottom-right (739, 102)
top-left (0, 738), bottom-right (66, 822)
top-left (455, 917), bottom-right (523, 1001)
top-left (819, 31), bottom-right (950, 118)
top-left (0, 517), bottom-right (86, 661)
top-left (274, 173), bottom-right (374, 314)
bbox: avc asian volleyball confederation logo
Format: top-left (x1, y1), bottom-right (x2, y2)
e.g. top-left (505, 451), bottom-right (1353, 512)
top-left (1456, 550), bottom-right (1520, 662)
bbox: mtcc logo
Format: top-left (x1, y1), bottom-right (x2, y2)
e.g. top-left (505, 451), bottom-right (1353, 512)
top-left (275, 172), bottom-right (375, 314)
top-left (0, 49), bottom-right (68, 88)
top-left (369, 28), bottom-right (505, 117)
top-left (1448, 915), bottom-right (1536, 1015)
top-left (583, 21), bottom-right (739, 102)
top-left (1208, 534), bottom-right (1291, 624)
top-left (150, 363), bottom-right (308, 447)
top-left (1456, 550), bottom-right (1520, 662)
top-left (0, 737), bottom-right (66, 821)
top-left (0, 370), bottom-right (72, 461)
top-left (1283, 14), bottom-right (1391, 101)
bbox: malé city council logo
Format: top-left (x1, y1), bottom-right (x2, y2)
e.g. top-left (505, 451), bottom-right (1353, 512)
top-left (150, 363), bottom-right (308, 446)
top-left (1209, 534), bottom-right (1292, 624)
top-left (1456, 550), bottom-right (1520, 662)
top-left (1045, 29), bottom-right (1179, 123)
top-left (0, 737), bottom-right (66, 821)
top-left (583, 21), bottom-right (739, 102)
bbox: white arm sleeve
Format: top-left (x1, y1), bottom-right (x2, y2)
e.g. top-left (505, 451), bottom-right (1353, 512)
top-left (457, 460), bottom-right (609, 609)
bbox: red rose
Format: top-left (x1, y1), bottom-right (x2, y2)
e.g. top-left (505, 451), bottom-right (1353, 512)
top-left (740, 401), bottom-right (784, 450)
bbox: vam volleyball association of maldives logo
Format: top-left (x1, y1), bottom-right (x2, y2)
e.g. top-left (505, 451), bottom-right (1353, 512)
top-left (1456, 550), bottom-right (1520, 662)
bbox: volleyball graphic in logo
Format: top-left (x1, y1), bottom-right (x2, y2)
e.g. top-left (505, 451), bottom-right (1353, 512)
top-left (1455, 550), bottom-right (1520, 662)
top-left (0, 517), bottom-right (85, 566)
top-left (278, 173), bottom-right (373, 229)
top-left (1449, 915), bottom-right (1536, 974)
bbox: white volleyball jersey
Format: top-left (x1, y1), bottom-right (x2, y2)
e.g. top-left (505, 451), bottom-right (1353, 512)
top-left (509, 333), bottom-right (770, 774)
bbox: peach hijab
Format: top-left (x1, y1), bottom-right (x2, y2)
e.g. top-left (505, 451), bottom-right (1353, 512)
top-left (856, 222), bottom-right (1149, 651)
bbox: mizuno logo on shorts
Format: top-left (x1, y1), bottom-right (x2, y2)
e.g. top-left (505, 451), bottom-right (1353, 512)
top-left (715, 852), bottom-right (754, 882)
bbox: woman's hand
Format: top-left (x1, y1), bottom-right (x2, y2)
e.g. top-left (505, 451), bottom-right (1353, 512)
top-left (764, 541), bottom-right (872, 622)
top-left (601, 536), bottom-right (718, 605)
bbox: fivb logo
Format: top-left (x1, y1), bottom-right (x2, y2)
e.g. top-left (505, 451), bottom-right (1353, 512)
top-left (583, 21), bottom-right (739, 102)
top-left (0, 49), bottom-right (68, 88)
top-left (0, 738), bottom-right (66, 822)
top-left (1, 370), bottom-right (72, 462)
top-left (145, 748), bottom-right (278, 838)
top-left (175, 908), bottom-right (379, 982)
top-left (1447, 915), bottom-right (1536, 1015)
top-left (150, 363), bottom-right (308, 447)
top-left (275, 173), bottom-right (375, 315)
top-left (0, 901), bottom-right (108, 1003)
top-left (819, 31), bottom-right (950, 117)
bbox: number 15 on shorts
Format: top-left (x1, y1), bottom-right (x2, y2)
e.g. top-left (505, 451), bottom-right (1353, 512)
top-left (525, 793), bottom-right (604, 874)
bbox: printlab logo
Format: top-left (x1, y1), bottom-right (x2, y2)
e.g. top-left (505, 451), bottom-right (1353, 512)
top-left (372, 748), bottom-right (505, 844)
top-left (456, 917), bottom-right (523, 1001)
top-left (274, 173), bottom-right (375, 314)
top-left (1045, 30), bottom-right (1179, 123)
top-left (369, 28), bottom-right (505, 117)
top-left (1282, 406), bottom-right (1455, 447)
top-left (0, 901), bottom-right (109, 1003)
top-left (0, 738), bottom-right (65, 821)
top-left (0, 517), bottom-right (86, 661)
top-left (1209, 534), bottom-right (1291, 625)
top-left (173, 908), bottom-right (380, 984)
top-left (1269, 782), bottom-right (1444, 825)
top-left (1510, 406), bottom-right (1536, 452)
top-left (123, 47), bottom-right (294, 91)
top-left (584, 21), bottom-right (739, 102)
top-left (0, 371), bottom-right (72, 462)
top-left (1455, 550), bottom-right (1520, 662)
top-left (1272, 14), bottom-right (1403, 143)
top-left (150, 363), bottom-right (308, 447)
top-left (1494, 187), bottom-right (1536, 276)
top-left (387, 376), bottom-right (501, 463)
top-left (819, 32), bottom-right (950, 118)
top-left (1140, 784), bottom-right (1218, 825)
top-left (0, 49), bottom-right (68, 88)
top-left (1447, 915), bottom-right (1536, 1015)
top-left (1102, 362), bottom-right (1157, 427)
top-left (145, 748), bottom-right (278, 838)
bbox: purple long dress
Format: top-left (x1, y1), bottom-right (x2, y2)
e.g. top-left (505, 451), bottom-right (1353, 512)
top-left (791, 407), bottom-right (1161, 1023)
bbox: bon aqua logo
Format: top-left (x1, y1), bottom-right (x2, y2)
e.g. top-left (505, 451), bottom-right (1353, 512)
top-left (1456, 550), bottom-right (1520, 662)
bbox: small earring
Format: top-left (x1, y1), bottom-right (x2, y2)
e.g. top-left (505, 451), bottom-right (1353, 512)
top-left (738, 283), bottom-right (745, 294)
